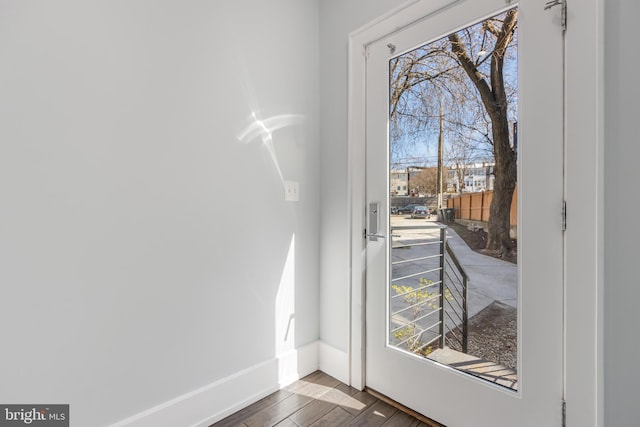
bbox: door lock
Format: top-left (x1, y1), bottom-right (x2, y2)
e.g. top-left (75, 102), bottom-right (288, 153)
top-left (368, 202), bottom-right (385, 241)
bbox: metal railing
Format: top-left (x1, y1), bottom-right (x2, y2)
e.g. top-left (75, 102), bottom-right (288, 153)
top-left (444, 239), bottom-right (469, 353)
top-left (389, 225), bottom-right (468, 356)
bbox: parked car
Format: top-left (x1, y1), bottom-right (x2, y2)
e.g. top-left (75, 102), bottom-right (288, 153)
top-left (411, 206), bottom-right (429, 219)
top-left (390, 206), bottom-right (398, 214)
top-left (397, 204), bottom-right (419, 214)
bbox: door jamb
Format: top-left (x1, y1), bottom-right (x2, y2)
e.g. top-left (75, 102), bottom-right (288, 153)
top-left (346, 2), bottom-right (604, 426)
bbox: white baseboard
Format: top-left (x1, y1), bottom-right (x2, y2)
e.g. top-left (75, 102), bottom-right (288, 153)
top-left (318, 341), bottom-right (349, 385)
top-left (110, 342), bottom-right (319, 427)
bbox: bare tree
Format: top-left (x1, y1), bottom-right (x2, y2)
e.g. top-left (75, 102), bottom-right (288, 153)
top-left (389, 9), bottom-right (518, 256)
top-left (449, 9), bottom-right (517, 255)
top-left (411, 167), bottom-right (439, 195)
top-left (446, 137), bottom-right (476, 193)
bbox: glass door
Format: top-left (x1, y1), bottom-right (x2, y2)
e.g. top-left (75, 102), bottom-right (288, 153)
top-left (365, 1), bottom-right (564, 425)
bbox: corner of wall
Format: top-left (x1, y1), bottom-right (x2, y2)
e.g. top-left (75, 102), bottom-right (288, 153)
top-left (318, 341), bottom-right (350, 386)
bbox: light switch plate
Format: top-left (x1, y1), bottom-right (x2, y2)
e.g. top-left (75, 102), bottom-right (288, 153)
top-left (285, 180), bottom-right (299, 201)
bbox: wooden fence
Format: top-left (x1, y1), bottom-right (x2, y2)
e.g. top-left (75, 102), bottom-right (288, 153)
top-left (446, 187), bottom-right (518, 226)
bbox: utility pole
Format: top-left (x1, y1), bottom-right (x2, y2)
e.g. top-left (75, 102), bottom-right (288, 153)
top-left (437, 104), bottom-right (444, 209)
top-left (406, 168), bottom-right (410, 196)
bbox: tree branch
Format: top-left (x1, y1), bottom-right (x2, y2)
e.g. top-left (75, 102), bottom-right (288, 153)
top-left (448, 32), bottom-right (495, 113)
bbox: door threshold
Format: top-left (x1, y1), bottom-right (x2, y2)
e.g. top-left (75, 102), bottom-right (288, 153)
top-left (365, 387), bottom-right (446, 427)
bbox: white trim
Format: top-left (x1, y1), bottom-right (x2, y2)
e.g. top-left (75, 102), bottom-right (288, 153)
top-left (109, 342), bottom-right (319, 427)
top-left (318, 341), bottom-right (350, 385)
top-left (347, 17), bottom-right (367, 393)
top-left (348, 1), bottom-right (462, 392)
top-left (347, 0), bottom-right (604, 425)
top-left (564, 1), bottom-right (605, 426)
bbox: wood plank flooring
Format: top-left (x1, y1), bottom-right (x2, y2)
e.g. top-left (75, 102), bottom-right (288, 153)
top-left (211, 371), bottom-right (443, 427)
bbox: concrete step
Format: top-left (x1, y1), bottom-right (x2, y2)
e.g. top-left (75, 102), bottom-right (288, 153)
top-left (429, 347), bottom-right (518, 390)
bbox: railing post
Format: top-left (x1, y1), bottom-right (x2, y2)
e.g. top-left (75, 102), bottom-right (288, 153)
top-left (462, 275), bottom-right (469, 353)
top-left (439, 227), bottom-right (446, 349)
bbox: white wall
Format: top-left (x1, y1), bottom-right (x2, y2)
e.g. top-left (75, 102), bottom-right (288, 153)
top-left (0, 1), bottom-right (319, 425)
top-left (318, 0), bottom-right (402, 372)
top-left (604, 1), bottom-right (640, 426)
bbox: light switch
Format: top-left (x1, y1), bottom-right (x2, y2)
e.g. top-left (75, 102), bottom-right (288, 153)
top-left (285, 180), bottom-right (299, 201)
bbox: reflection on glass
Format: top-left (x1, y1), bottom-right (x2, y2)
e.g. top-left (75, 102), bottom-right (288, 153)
top-left (388, 8), bottom-right (519, 390)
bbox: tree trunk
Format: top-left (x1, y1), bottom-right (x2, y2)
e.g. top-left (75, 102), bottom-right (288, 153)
top-left (449, 9), bottom-right (518, 256)
top-left (486, 113), bottom-right (516, 254)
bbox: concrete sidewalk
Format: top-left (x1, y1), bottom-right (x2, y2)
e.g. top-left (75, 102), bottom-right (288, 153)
top-left (445, 227), bottom-right (517, 318)
top-left (389, 214), bottom-right (517, 319)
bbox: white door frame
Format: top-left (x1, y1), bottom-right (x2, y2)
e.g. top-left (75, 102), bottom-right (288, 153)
top-left (346, 1), bottom-right (604, 426)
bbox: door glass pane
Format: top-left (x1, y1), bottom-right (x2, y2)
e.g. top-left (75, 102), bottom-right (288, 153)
top-left (388, 8), bottom-right (519, 391)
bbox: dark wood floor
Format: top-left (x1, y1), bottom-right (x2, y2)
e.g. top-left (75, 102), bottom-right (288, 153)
top-left (211, 371), bottom-right (442, 427)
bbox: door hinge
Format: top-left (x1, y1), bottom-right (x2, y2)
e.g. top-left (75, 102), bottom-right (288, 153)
top-left (561, 200), bottom-right (567, 231)
top-left (544, 0), bottom-right (567, 34)
top-left (562, 399), bottom-right (567, 427)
